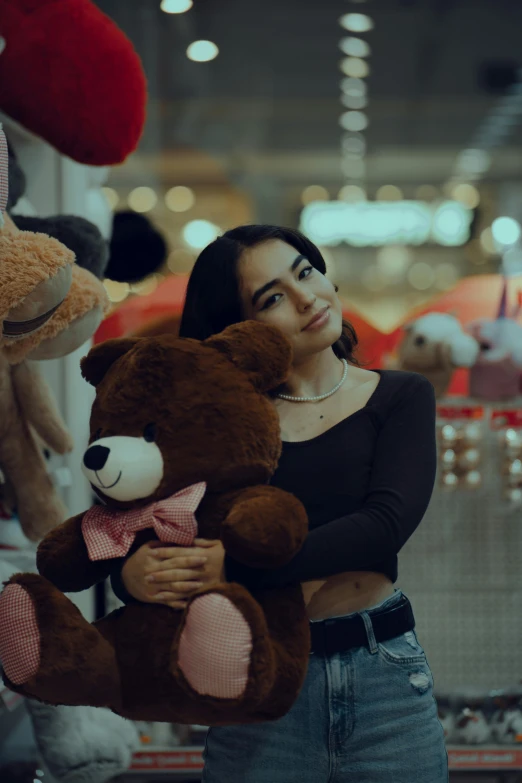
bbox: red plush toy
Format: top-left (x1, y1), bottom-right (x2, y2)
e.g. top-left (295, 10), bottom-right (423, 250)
top-left (0, 0), bottom-right (147, 165)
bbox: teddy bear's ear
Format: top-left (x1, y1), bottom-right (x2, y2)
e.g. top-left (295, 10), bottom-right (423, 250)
top-left (80, 337), bottom-right (141, 387)
top-left (205, 321), bottom-right (292, 392)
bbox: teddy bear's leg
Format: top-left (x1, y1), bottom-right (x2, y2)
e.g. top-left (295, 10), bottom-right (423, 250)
top-left (174, 583), bottom-right (277, 706)
top-left (0, 573), bottom-right (120, 708)
top-left (241, 585), bottom-right (311, 721)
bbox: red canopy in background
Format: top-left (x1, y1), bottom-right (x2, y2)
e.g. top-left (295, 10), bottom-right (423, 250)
top-left (94, 273), bottom-right (521, 397)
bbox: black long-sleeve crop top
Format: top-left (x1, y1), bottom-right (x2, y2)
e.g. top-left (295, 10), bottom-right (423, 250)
top-left (110, 370), bottom-right (436, 603)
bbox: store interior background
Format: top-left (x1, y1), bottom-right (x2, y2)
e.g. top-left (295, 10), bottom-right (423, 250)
top-left (2, 0), bottom-right (522, 781)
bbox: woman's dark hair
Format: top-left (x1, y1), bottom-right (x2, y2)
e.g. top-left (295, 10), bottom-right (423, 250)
top-left (179, 224), bottom-right (359, 365)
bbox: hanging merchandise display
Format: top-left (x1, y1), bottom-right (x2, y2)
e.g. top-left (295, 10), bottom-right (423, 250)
top-left (0, 323), bottom-right (311, 726)
top-left (466, 278), bottom-right (522, 402)
top-left (104, 211), bottom-right (169, 284)
top-left (26, 700), bottom-right (140, 783)
top-left (0, 0), bottom-right (147, 166)
top-left (437, 406), bottom-right (485, 492)
top-left (491, 410), bottom-right (522, 507)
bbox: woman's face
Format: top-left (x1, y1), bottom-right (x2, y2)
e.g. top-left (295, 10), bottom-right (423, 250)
top-left (239, 239), bottom-right (343, 362)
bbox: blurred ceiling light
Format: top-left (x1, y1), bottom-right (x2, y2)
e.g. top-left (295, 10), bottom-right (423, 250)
top-left (301, 185), bottom-right (329, 205)
top-left (160, 0), bottom-right (193, 13)
top-left (339, 13), bottom-right (374, 33)
top-left (165, 185), bottom-right (195, 212)
top-left (167, 248), bottom-right (196, 274)
top-left (451, 183), bottom-right (480, 209)
top-left (376, 185), bottom-right (403, 202)
top-left (341, 132), bottom-right (366, 155)
top-left (341, 158), bottom-right (366, 178)
top-left (128, 186), bottom-right (158, 213)
top-left (492, 216), bottom-right (522, 246)
top-left (130, 275), bottom-right (161, 296)
top-left (339, 37), bottom-right (371, 58)
top-left (340, 77), bottom-right (367, 96)
top-left (183, 220), bottom-right (220, 250)
top-left (376, 246), bottom-right (412, 276)
top-left (407, 262), bottom-right (435, 290)
top-left (300, 200), bottom-right (472, 247)
top-left (338, 185), bottom-right (367, 203)
top-left (187, 40), bottom-right (219, 62)
top-left (101, 186), bottom-right (119, 210)
top-left (341, 93), bottom-right (368, 110)
top-left (434, 263), bottom-right (459, 290)
top-left (339, 110), bottom-right (368, 132)
top-left (103, 279), bottom-right (130, 303)
top-left (480, 227), bottom-right (498, 255)
top-left (432, 201), bottom-right (471, 246)
top-left (415, 185), bottom-right (439, 202)
top-left (340, 57), bottom-right (370, 78)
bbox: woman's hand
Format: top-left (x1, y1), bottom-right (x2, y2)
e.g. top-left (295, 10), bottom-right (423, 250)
top-left (121, 538), bottom-right (226, 609)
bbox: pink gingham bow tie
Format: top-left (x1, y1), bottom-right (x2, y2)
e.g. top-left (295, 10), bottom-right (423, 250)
top-left (81, 482), bottom-right (207, 561)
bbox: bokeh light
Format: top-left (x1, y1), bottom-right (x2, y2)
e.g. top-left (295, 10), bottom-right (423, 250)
top-left (101, 187), bottom-right (119, 210)
top-left (161, 0), bottom-right (193, 12)
top-left (187, 40), bottom-right (219, 62)
top-left (340, 57), bottom-right (370, 78)
top-left (339, 110), bottom-right (368, 131)
top-left (182, 220), bottom-right (220, 249)
top-left (301, 185), bottom-right (329, 205)
top-left (128, 187), bottom-right (158, 213)
top-left (165, 186), bottom-right (195, 212)
top-left (339, 13), bottom-right (374, 33)
top-left (338, 185), bottom-right (367, 203)
top-left (339, 37), bottom-right (371, 58)
top-left (492, 216), bottom-right (521, 246)
top-left (407, 262), bottom-right (436, 290)
top-left (376, 185), bottom-right (403, 202)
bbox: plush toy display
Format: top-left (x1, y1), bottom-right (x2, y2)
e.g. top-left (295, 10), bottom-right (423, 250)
top-left (466, 279), bottom-right (522, 401)
top-left (105, 211), bottom-right (168, 283)
top-left (26, 700), bottom-right (140, 783)
top-left (397, 312), bottom-right (479, 398)
top-left (0, 322), bottom-right (310, 725)
top-left (0, 0), bottom-right (147, 165)
top-left (0, 126), bottom-right (110, 363)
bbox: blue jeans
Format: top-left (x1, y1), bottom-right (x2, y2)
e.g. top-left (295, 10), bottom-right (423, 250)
top-left (202, 590), bottom-right (448, 782)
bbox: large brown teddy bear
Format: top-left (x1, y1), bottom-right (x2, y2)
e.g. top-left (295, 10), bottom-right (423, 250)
top-left (0, 323), bottom-right (310, 725)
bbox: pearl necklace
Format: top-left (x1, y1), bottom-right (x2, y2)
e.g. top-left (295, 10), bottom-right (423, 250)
top-left (277, 359), bottom-right (349, 403)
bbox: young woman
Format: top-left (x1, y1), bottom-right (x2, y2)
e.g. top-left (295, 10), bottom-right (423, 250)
top-left (110, 225), bottom-right (448, 782)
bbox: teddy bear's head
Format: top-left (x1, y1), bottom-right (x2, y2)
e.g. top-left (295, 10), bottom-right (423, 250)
top-left (80, 322), bottom-right (292, 507)
top-left (399, 313), bottom-right (479, 371)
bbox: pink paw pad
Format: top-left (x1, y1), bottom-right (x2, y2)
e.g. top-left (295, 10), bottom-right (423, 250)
top-left (178, 593), bottom-right (252, 699)
top-left (0, 584), bottom-right (40, 685)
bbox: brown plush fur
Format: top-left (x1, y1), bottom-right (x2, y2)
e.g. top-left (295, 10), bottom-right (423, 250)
top-left (0, 352), bottom-right (71, 541)
top-left (3, 322), bottom-right (311, 724)
top-left (0, 213), bottom-right (73, 330)
top-left (4, 265), bottom-right (110, 363)
top-left (397, 329), bottom-right (454, 398)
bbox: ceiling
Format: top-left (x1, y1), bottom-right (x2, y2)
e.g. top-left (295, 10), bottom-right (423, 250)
top-left (97, 0), bottom-right (522, 188)
top-left (93, 0), bottom-right (522, 329)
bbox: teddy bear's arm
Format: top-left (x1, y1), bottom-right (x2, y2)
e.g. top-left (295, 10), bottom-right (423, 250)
top-left (37, 513), bottom-right (114, 591)
top-left (220, 486), bottom-right (308, 568)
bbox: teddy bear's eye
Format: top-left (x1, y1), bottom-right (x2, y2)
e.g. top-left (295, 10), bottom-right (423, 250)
top-left (93, 428), bottom-right (102, 441)
top-left (143, 423), bottom-right (156, 443)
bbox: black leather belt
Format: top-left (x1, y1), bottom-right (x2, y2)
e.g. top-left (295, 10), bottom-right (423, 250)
top-left (309, 595), bottom-right (415, 656)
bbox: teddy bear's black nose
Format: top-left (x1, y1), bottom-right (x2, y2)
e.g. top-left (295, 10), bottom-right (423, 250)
top-left (83, 445), bottom-right (110, 471)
